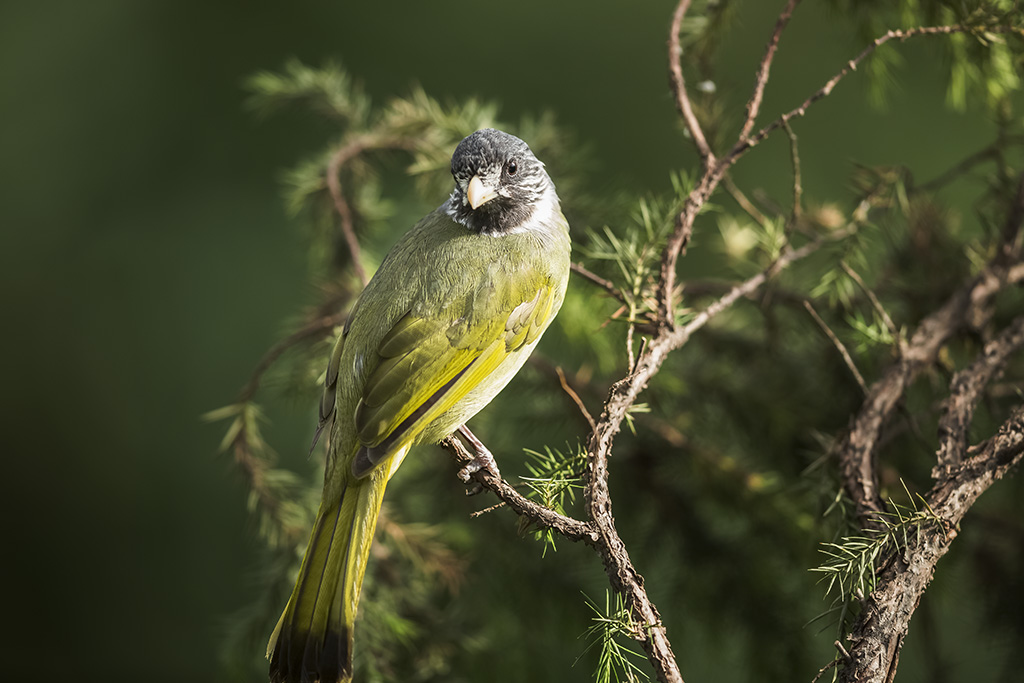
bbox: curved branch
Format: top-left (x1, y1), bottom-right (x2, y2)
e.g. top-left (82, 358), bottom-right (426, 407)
top-left (326, 135), bottom-right (418, 287)
top-left (238, 311), bottom-right (346, 404)
top-left (738, 0), bottom-right (802, 141)
top-left (837, 408), bottom-right (1024, 683)
top-left (936, 314), bottom-right (1024, 471)
top-left (668, 0), bottom-right (714, 164)
top-left (659, 22), bottom-right (1014, 325)
top-left (326, 139), bottom-right (372, 287)
top-left (439, 435), bottom-right (597, 543)
top-left (836, 256), bottom-right (1024, 526)
top-left (733, 25), bottom-right (1017, 160)
top-left (583, 224), bottom-right (855, 683)
top-left (570, 261), bottom-right (628, 306)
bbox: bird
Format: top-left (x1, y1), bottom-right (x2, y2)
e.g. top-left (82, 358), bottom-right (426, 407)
top-left (267, 128), bottom-right (571, 683)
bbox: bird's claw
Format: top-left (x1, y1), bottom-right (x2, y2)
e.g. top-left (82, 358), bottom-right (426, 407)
top-left (456, 425), bottom-right (501, 487)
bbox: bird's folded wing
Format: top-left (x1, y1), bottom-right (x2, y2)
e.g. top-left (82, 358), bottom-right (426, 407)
top-left (349, 283), bottom-right (557, 477)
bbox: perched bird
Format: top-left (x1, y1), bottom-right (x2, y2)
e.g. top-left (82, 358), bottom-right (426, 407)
top-left (267, 128), bottom-right (571, 683)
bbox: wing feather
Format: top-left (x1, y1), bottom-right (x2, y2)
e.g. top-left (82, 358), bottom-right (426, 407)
top-left (349, 281), bottom-right (556, 478)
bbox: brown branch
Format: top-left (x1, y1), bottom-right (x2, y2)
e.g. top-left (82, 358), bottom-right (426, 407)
top-left (835, 255), bottom-right (1024, 527)
top-left (326, 135), bottom-right (417, 287)
top-left (738, 0), bottom-right (803, 142)
top-left (667, 0), bottom-right (714, 164)
top-left (658, 166), bottom-right (727, 324)
top-left (803, 300), bottom-right (869, 395)
top-left (582, 224), bottom-right (854, 683)
top-left (556, 366), bottom-right (596, 431)
top-left (571, 261), bottom-right (628, 306)
top-left (327, 139), bottom-right (372, 287)
top-left (837, 166), bottom-right (1024, 526)
top-left (722, 174), bottom-right (771, 228)
top-left (935, 314), bottom-right (1024, 471)
top-left (734, 25), bottom-right (1014, 159)
top-left (239, 310), bottom-right (347, 403)
top-left (836, 407), bottom-right (1024, 683)
top-left (840, 261), bottom-right (902, 352)
top-left (438, 435), bottom-right (597, 543)
top-left (915, 140), bottom-right (1006, 194)
top-left (672, 225), bottom-right (858, 349)
top-left (783, 120), bottom-right (803, 227)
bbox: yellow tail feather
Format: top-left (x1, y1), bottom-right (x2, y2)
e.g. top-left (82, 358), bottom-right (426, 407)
top-left (268, 444), bottom-right (409, 683)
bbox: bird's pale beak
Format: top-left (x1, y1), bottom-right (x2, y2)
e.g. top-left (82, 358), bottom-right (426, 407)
top-left (466, 175), bottom-right (498, 210)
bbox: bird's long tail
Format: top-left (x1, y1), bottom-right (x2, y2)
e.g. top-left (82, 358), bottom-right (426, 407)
top-left (267, 455), bottom-right (398, 683)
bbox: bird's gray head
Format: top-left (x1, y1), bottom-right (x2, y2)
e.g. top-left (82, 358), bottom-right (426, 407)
top-left (445, 128), bottom-right (558, 235)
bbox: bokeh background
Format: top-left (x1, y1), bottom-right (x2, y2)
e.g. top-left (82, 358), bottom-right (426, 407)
top-left (3, 1), bottom-right (1018, 682)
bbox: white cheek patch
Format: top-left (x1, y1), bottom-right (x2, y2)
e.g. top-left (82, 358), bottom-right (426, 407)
top-left (507, 186), bottom-right (559, 236)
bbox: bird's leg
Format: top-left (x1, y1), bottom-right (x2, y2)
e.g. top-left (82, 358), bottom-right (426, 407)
top-left (455, 424), bottom-right (501, 483)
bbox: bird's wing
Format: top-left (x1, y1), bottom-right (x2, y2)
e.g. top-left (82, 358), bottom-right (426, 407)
top-left (347, 281), bottom-right (559, 478)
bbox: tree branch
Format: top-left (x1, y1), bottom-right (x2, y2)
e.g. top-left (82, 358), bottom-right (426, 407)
top-left (935, 314), bottom-right (1024, 471)
top-left (581, 223), bottom-right (855, 683)
top-left (326, 139), bottom-right (372, 287)
top-left (803, 299), bottom-right (868, 395)
top-left (738, 0), bottom-right (803, 142)
top-left (439, 435), bottom-right (597, 544)
top-left (667, 0), bottom-right (714, 164)
top-left (238, 309), bottom-right (346, 403)
top-left (835, 255), bottom-right (1024, 526)
top-left (733, 25), bottom-right (1020, 160)
top-left (326, 135), bottom-right (417, 287)
top-left (571, 261), bottom-right (628, 306)
top-left (836, 407), bottom-right (1024, 683)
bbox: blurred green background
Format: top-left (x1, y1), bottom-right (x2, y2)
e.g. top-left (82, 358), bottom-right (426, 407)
top-left (2, 1), bottom-right (1015, 682)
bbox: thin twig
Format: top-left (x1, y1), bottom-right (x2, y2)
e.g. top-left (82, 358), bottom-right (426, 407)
top-left (671, 225), bottom-right (858, 349)
top-left (783, 120), bottom-right (803, 227)
top-left (810, 659), bottom-right (840, 683)
top-left (739, 0), bottom-right (803, 142)
top-left (804, 300), bottom-right (869, 395)
top-left (439, 436), bottom-right (596, 543)
top-left (469, 501), bottom-right (507, 518)
top-left (556, 366), bottom-right (597, 432)
top-left (722, 174), bottom-right (771, 228)
top-left (326, 135), bottom-right (417, 287)
top-left (916, 142), bottom-right (1005, 194)
top-left (571, 261), bottom-right (628, 306)
top-left (735, 25), bottom-right (1015, 158)
top-left (668, 0), bottom-right (714, 164)
top-left (658, 167), bottom-right (723, 325)
top-left (840, 261), bottom-right (903, 354)
top-left (326, 139), bottom-right (372, 287)
top-left (239, 311), bottom-right (346, 403)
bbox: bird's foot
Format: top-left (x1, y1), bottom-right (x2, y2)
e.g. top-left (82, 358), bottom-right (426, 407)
top-left (456, 424), bottom-right (501, 488)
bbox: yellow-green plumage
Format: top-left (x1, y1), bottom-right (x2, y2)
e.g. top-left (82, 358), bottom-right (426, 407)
top-left (268, 129), bottom-right (570, 683)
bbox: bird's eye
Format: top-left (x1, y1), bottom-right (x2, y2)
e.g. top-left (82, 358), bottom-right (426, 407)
top-left (505, 159), bottom-right (518, 176)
